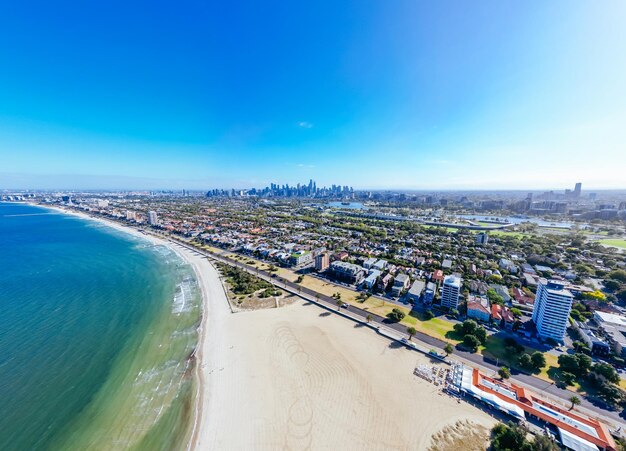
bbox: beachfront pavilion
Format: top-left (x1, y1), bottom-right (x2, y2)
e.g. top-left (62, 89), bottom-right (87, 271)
top-left (454, 366), bottom-right (617, 451)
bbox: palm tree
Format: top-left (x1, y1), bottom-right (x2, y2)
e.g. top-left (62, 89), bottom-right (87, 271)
top-left (444, 343), bottom-right (454, 356)
top-left (569, 396), bottom-right (581, 411)
top-left (406, 326), bottom-right (417, 341)
top-left (366, 314), bottom-right (373, 323)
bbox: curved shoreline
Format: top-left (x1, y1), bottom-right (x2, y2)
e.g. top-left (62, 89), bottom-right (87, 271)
top-left (37, 205), bottom-right (220, 451)
top-left (29, 204), bottom-right (500, 449)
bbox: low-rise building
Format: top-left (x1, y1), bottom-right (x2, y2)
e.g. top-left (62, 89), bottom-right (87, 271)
top-left (372, 259), bottom-right (388, 271)
top-left (431, 269), bottom-right (444, 284)
top-left (491, 304), bottom-right (515, 330)
top-left (499, 258), bottom-right (518, 274)
top-left (379, 273), bottom-right (393, 291)
top-left (467, 296), bottom-right (490, 322)
top-left (594, 311), bottom-right (626, 358)
top-left (363, 257), bottom-right (377, 269)
top-left (290, 250), bottom-right (312, 267)
top-left (407, 280), bottom-right (425, 304)
top-left (490, 284), bottom-right (511, 303)
top-left (423, 282), bottom-right (436, 304)
top-left (391, 273), bottom-right (410, 297)
top-left (578, 326), bottom-right (611, 357)
top-left (329, 261), bottom-right (364, 285)
top-left (511, 288), bottom-right (534, 309)
top-left (362, 269), bottom-right (381, 290)
top-left (332, 251), bottom-right (349, 261)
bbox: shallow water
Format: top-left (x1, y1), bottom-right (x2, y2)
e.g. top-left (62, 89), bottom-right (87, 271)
top-left (0, 203), bottom-right (200, 450)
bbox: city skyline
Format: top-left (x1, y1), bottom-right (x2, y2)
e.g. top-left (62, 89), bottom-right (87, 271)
top-left (1, 1), bottom-right (626, 190)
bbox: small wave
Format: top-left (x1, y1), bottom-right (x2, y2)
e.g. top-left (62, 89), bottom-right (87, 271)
top-left (172, 279), bottom-right (198, 314)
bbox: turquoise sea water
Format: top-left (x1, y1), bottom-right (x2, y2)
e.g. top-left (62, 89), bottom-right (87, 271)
top-left (0, 203), bottom-right (200, 450)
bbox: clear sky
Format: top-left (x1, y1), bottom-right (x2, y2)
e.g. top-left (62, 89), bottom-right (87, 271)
top-left (1, 1), bottom-right (625, 190)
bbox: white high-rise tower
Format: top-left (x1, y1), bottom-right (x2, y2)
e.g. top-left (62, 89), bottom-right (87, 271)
top-left (532, 280), bottom-right (573, 342)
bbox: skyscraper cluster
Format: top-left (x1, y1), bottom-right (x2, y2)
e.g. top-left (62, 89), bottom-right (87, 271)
top-left (206, 179), bottom-right (354, 198)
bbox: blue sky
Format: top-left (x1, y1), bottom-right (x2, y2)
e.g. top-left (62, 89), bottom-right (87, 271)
top-left (1, 1), bottom-right (625, 190)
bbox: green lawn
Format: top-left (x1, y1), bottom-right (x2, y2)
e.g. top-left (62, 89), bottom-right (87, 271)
top-left (599, 239), bottom-right (626, 249)
top-left (405, 312), bottom-right (459, 341)
top-left (486, 230), bottom-right (529, 239)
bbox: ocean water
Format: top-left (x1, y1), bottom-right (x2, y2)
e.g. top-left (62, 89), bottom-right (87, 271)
top-left (0, 203), bottom-right (200, 450)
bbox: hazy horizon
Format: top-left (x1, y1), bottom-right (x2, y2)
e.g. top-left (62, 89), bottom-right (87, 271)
top-left (2, 172), bottom-right (625, 194)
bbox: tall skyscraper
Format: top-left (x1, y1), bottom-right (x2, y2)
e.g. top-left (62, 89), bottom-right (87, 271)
top-left (532, 280), bottom-right (573, 342)
top-left (148, 211), bottom-right (159, 226)
top-left (441, 275), bottom-right (462, 310)
top-left (574, 182), bottom-right (582, 198)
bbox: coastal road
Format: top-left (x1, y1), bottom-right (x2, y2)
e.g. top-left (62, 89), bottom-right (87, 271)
top-left (165, 238), bottom-right (626, 428)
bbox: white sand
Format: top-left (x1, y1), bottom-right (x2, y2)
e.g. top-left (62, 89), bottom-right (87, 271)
top-left (43, 206), bottom-right (496, 450)
top-left (194, 301), bottom-right (496, 450)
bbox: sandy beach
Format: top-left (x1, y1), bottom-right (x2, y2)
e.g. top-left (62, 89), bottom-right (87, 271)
top-left (45, 206), bottom-right (496, 450)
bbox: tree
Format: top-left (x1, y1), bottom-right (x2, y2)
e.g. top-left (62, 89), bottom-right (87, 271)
top-left (518, 353), bottom-right (532, 369)
top-left (597, 382), bottom-right (625, 406)
top-left (490, 422), bottom-right (529, 451)
top-left (583, 290), bottom-right (607, 302)
top-left (474, 326), bottom-right (487, 345)
top-left (510, 308), bottom-right (522, 318)
top-left (560, 371), bottom-right (576, 387)
top-left (558, 353), bottom-right (592, 376)
top-left (530, 351), bottom-right (547, 370)
top-left (444, 343), bottom-right (454, 356)
top-left (487, 288), bottom-right (504, 305)
top-left (569, 396), bottom-right (581, 411)
top-left (407, 326), bottom-right (417, 341)
top-left (592, 363), bottom-right (620, 384)
top-left (603, 279), bottom-right (622, 292)
top-left (532, 433), bottom-right (559, 451)
top-left (572, 341), bottom-right (590, 353)
top-left (387, 308), bottom-right (405, 322)
top-left (423, 309), bottom-right (434, 320)
top-left (463, 334), bottom-right (480, 352)
top-left (607, 269), bottom-right (626, 283)
top-left (498, 366), bottom-right (511, 379)
top-left (366, 314), bottom-right (372, 323)
top-left (449, 308), bottom-right (459, 317)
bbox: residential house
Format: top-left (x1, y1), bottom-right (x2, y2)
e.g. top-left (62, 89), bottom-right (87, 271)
top-left (423, 282), bottom-right (436, 304)
top-left (362, 269), bottom-right (381, 290)
top-left (467, 296), bottom-right (490, 322)
top-left (407, 280), bottom-right (426, 304)
top-left (363, 257), bottom-right (377, 269)
top-left (391, 273), bottom-right (410, 297)
top-left (491, 304), bottom-right (515, 330)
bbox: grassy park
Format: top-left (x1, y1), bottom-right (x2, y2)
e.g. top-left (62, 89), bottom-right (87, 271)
top-left (599, 239), bottom-right (626, 249)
